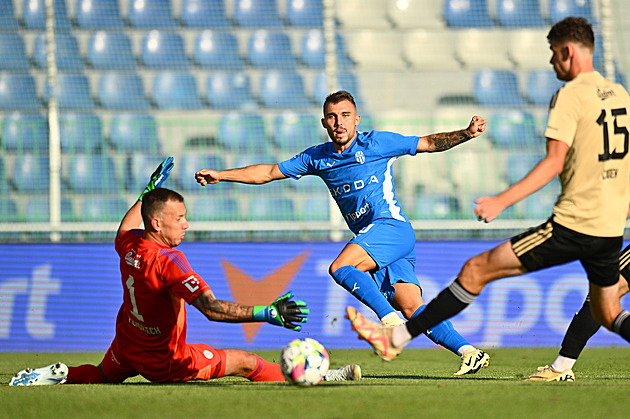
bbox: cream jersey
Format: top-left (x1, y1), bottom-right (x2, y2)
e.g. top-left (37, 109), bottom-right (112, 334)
top-left (545, 71), bottom-right (630, 237)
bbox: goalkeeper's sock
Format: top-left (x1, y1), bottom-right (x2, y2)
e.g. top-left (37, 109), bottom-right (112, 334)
top-left (411, 304), bottom-right (471, 356)
top-left (66, 364), bottom-right (108, 384)
top-left (245, 356), bottom-right (286, 382)
top-left (332, 265), bottom-right (395, 320)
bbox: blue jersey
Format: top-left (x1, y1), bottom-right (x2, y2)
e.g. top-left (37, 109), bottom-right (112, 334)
top-left (278, 130), bottom-right (420, 234)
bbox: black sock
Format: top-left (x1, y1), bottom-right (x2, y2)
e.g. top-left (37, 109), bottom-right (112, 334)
top-left (406, 279), bottom-right (477, 338)
top-left (612, 310), bottom-right (630, 343)
top-left (558, 297), bottom-right (601, 359)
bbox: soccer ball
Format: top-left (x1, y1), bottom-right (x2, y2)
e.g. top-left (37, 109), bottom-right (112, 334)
top-left (280, 338), bottom-right (330, 386)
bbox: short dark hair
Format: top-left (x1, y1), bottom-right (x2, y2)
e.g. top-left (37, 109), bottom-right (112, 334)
top-left (547, 16), bottom-right (595, 50)
top-left (323, 90), bottom-right (357, 115)
top-left (141, 188), bottom-right (185, 227)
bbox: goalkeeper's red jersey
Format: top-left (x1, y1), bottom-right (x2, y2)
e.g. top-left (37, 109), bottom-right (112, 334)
top-left (114, 229), bottom-right (210, 373)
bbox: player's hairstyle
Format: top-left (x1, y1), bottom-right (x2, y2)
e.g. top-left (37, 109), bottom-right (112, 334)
top-left (141, 188), bottom-right (185, 228)
top-left (323, 90), bottom-right (357, 115)
top-left (547, 16), bottom-right (595, 51)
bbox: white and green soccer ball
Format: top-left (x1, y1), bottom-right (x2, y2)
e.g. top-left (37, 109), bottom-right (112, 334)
top-left (280, 338), bottom-right (330, 386)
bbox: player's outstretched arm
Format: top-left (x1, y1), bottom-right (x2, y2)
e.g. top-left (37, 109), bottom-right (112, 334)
top-left (192, 290), bottom-right (309, 331)
top-left (195, 164), bottom-right (287, 186)
top-left (417, 116), bottom-right (487, 153)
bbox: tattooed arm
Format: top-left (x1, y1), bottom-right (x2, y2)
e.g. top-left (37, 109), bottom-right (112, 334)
top-left (191, 289), bottom-right (255, 323)
top-left (416, 116), bottom-right (487, 153)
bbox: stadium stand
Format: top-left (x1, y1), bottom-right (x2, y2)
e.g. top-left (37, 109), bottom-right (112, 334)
top-left (59, 113), bottom-right (104, 153)
top-left (141, 31), bottom-right (190, 69)
top-left (35, 32), bottom-right (85, 73)
top-left (180, 0), bottom-right (230, 28)
top-left (194, 30), bottom-right (245, 69)
top-left (548, 0), bottom-right (594, 24)
top-left (127, 0), bottom-right (177, 27)
top-left (98, 73), bottom-right (150, 110)
top-left (525, 68), bottom-right (565, 105)
top-left (190, 195), bottom-right (240, 221)
top-left (75, 0), bottom-right (125, 28)
top-left (233, 0), bottom-right (283, 27)
top-left (205, 72), bottom-right (255, 109)
top-left (87, 31), bottom-right (137, 70)
top-left (22, 0), bottom-right (71, 30)
top-left (216, 112), bottom-right (268, 152)
top-left (2, 113), bottom-right (49, 152)
top-left (0, 33), bottom-right (30, 72)
top-left (11, 155), bottom-right (50, 193)
top-left (109, 113), bottom-right (160, 153)
top-left (151, 72), bottom-right (202, 109)
top-left (507, 29), bottom-right (552, 69)
top-left (299, 30), bottom-right (353, 69)
top-left (248, 195), bottom-right (295, 221)
top-left (300, 194), bottom-right (330, 221)
top-left (473, 69), bottom-right (527, 106)
top-left (286, 0), bottom-right (323, 27)
top-left (335, 0), bottom-right (390, 29)
top-left (176, 153), bottom-right (228, 192)
top-left (79, 196), bottom-right (128, 221)
top-left (497, 0), bottom-right (546, 27)
top-left (273, 112), bottom-right (322, 151)
top-left (343, 31), bottom-right (406, 70)
top-left (0, 74), bottom-right (41, 110)
top-left (0, 0), bottom-right (19, 30)
top-left (46, 74), bottom-right (95, 110)
top-left (259, 71), bottom-right (311, 108)
top-left (66, 154), bottom-right (119, 193)
top-left (443, 0), bottom-right (494, 27)
top-left (387, 0), bottom-right (444, 29)
top-left (487, 110), bottom-right (540, 150)
top-left (403, 29), bottom-right (460, 71)
top-left (247, 30), bottom-right (297, 69)
top-left (412, 194), bottom-right (460, 220)
top-left (455, 29), bottom-right (513, 69)
top-left (24, 196), bottom-right (73, 221)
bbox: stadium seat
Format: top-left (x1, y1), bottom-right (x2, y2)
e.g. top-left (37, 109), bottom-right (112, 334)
top-left (205, 72), bottom-right (255, 109)
top-left (2, 113), bottom-right (49, 152)
top-left (66, 154), bottom-right (119, 193)
top-left (505, 153), bottom-right (545, 184)
top-left (343, 31), bottom-right (406, 70)
top-left (75, 0), bottom-right (124, 28)
top-left (141, 31), bottom-right (190, 69)
top-left (180, 0), bottom-right (229, 27)
top-left (259, 72), bottom-right (311, 108)
top-left (0, 0), bottom-right (19, 30)
top-left (508, 29), bottom-right (552, 69)
top-left (151, 72), bottom-right (202, 110)
top-left (177, 153), bottom-right (228, 192)
top-left (24, 196), bottom-right (73, 222)
top-left (247, 196), bottom-right (295, 221)
top-left (190, 195), bottom-right (239, 221)
top-left (80, 196), bottom-right (128, 222)
top-left (548, 0), bottom-right (594, 24)
top-left (59, 114), bottom-right (103, 153)
top-left (216, 113), bottom-right (268, 152)
top-left (109, 114), bottom-right (160, 153)
top-left (497, 0), bottom-right (545, 27)
top-left (34, 33), bottom-right (83, 72)
top-left (487, 110), bottom-right (540, 150)
top-left (273, 112), bottom-right (322, 151)
top-left (473, 69), bottom-right (526, 106)
top-left (127, 0), bottom-right (176, 27)
top-left (247, 30), bottom-right (297, 69)
top-left (450, 149), bottom-right (508, 195)
top-left (287, 0), bottom-right (322, 27)
top-left (312, 72), bottom-right (359, 104)
top-left (292, 175), bottom-right (322, 192)
top-left (87, 31), bottom-right (137, 70)
top-left (387, 0), bottom-right (444, 29)
top-left (403, 29), bottom-right (460, 71)
top-left (45, 74), bottom-right (94, 110)
top-left (98, 73), bottom-right (150, 110)
top-left (521, 181), bottom-right (560, 219)
top-left (233, 0), bottom-right (282, 27)
top-left (525, 69), bottom-right (565, 105)
top-left (0, 74), bottom-right (41, 111)
top-left (335, 0), bottom-right (390, 29)
top-left (299, 30), bottom-right (353, 69)
top-left (193, 30), bottom-right (244, 70)
top-left (0, 34), bottom-right (30, 72)
top-left (22, 0), bottom-right (71, 30)
top-left (126, 154), bottom-right (168, 191)
top-left (411, 194), bottom-right (459, 219)
top-left (443, 0), bottom-right (494, 27)
top-left (12, 155), bottom-right (49, 193)
top-left (300, 194), bottom-right (330, 221)
top-left (0, 196), bottom-right (18, 222)
top-left (455, 29), bottom-right (512, 69)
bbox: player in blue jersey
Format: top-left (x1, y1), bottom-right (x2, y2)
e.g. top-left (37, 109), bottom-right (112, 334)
top-left (196, 90), bottom-right (490, 374)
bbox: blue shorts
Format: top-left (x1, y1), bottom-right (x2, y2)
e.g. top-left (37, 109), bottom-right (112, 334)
top-left (350, 219), bottom-right (420, 302)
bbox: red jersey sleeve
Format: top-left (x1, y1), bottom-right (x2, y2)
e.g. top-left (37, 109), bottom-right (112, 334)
top-left (158, 247), bottom-right (210, 303)
top-left (115, 229), bottom-right (144, 256)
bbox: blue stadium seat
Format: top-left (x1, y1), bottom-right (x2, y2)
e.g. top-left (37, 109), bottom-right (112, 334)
top-left (443, 0), bottom-right (494, 27)
top-left (234, 0), bottom-right (282, 27)
top-left (34, 33), bottom-right (83, 72)
top-left (412, 194), bottom-right (459, 219)
top-left (181, 0), bottom-right (229, 27)
top-left (0, 196), bottom-right (18, 222)
top-left (526, 69), bottom-right (564, 106)
top-left (46, 74), bottom-right (94, 110)
top-left (2, 113), bottom-right (48, 152)
top-left (109, 114), bottom-right (160, 154)
top-left (0, 0), bottom-right (19, 30)
top-left (506, 153), bottom-right (545, 184)
top-left (287, 0), bottom-right (322, 27)
top-left (273, 112), bottom-right (321, 151)
top-left (300, 195), bottom-right (329, 221)
top-left (521, 181), bottom-right (560, 219)
top-left (12, 155), bottom-right (49, 193)
top-left (75, 0), bottom-right (124, 28)
top-left (259, 72), bottom-right (311, 108)
top-left (0, 74), bottom-right (41, 111)
top-left (190, 195), bottom-right (239, 221)
top-left (216, 113), bottom-right (268, 152)
top-left (98, 73), bottom-right (150, 110)
top-left (497, 0), bottom-right (545, 27)
top-left (299, 30), bottom-right (353, 68)
top-left (59, 114), bottom-right (103, 153)
top-left (152, 72), bottom-right (202, 110)
top-left (80, 196), bottom-right (128, 221)
top-left (247, 30), bottom-right (296, 69)
top-left (473, 69), bottom-right (526, 106)
top-left (87, 32), bottom-right (137, 70)
top-left (177, 153), bottom-right (228, 192)
top-left (248, 196), bottom-right (295, 221)
top-left (312, 72), bottom-right (359, 104)
top-left (141, 31), bottom-right (190, 70)
top-left (548, 0), bottom-right (593, 24)
top-left (0, 34), bottom-right (30, 72)
top-left (24, 196), bottom-right (73, 222)
top-left (66, 154), bottom-right (119, 193)
top-left (205, 72), bottom-right (255, 109)
top-left (194, 30), bottom-right (244, 70)
top-left (0, 156), bottom-right (5, 192)
top-left (127, 0), bottom-right (176, 27)
top-left (22, 0), bottom-right (71, 30)
top-left (126, 154), bottom-right (170, 191)
top-left (488, 111), bottom-right (539, 150)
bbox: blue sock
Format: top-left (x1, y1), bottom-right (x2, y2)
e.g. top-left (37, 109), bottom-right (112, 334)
top-left (332, 265), bottom-right (395, 319)
top-left (412, 305), bottom-right (469, 355)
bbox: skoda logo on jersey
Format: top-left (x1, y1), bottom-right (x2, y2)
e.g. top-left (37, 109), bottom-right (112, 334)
top-left (355, 151), bottom-right (365, 164)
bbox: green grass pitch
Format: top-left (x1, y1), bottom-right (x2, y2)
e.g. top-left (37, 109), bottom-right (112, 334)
top-left (3, 347), bottom-right (630, 419)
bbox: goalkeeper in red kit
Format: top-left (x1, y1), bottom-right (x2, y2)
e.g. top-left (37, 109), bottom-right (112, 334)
top-left (10, 158), bottom-right (360, 386)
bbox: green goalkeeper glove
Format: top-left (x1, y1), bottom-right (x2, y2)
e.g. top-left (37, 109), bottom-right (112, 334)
top-left (252, 291), bottom-right (309, 331)
top-left (138, 157), bottom-right (174, 201)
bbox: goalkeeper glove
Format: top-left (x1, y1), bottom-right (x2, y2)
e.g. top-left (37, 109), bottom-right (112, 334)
top-left (138, 157), bottom-right (174, 201)
top-left (252, 291), bottom-right (309, 331)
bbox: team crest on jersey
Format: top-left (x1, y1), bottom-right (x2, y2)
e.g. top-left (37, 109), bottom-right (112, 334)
top-left (355, 151), bottom-right (365, 164)
top-left (125, 249), bottom-right (141, 269)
